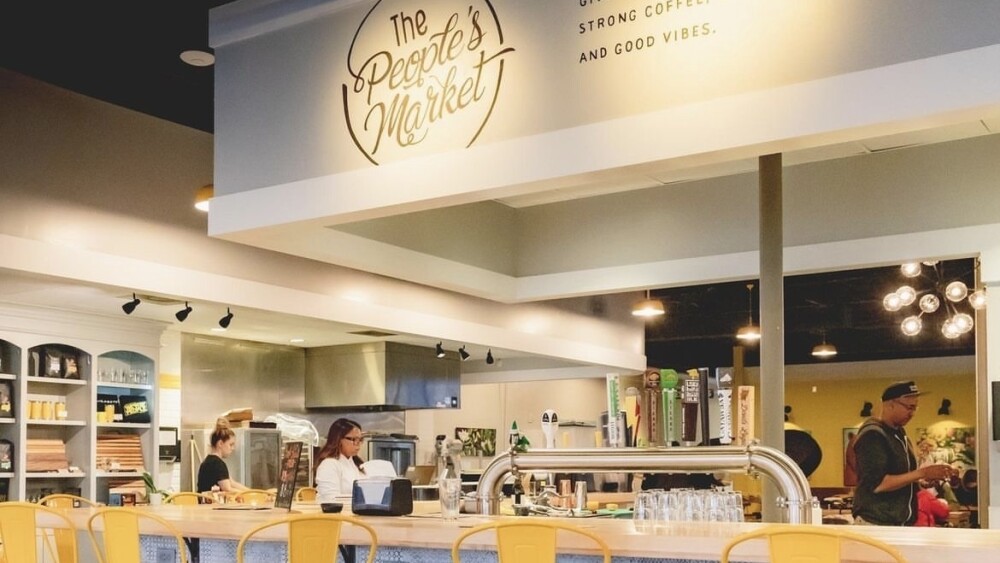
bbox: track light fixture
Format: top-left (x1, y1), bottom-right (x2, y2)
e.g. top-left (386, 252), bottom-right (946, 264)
top-left (122, 293), bottom-right (141, 315)
top-left (175, 301), bottom-right (193, 322)
top-left (459, 346), bottom-right (470, 361)
top-left (435, 342), bottom-right (446, 358)
top-left (218, 307), bottom-right (234, 329)
top-left (485, 349), bottom-right (494, 365)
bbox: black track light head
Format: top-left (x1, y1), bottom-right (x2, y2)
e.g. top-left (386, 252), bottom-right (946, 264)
top-left (175, 302), bottom-right (192, 322)
top-left (458, 346), bottom-right (470, 361)
top-left (122, 293), bottom-right (141, 315)
top-left (485, 349), bottom-right (494, 365)
top-left (219, 307), bottom-right (234, 329)
top-left (435, 342), bottom-right (446, 358)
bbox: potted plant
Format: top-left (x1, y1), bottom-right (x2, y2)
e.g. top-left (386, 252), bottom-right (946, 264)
top-left (141, 471), bottom-right (169, 505)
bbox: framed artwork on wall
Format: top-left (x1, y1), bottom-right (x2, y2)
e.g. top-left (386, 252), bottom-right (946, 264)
top-left (455, 427), bottom-right (496, 457)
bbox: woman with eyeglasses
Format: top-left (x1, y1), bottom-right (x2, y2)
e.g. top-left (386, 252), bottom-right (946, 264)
top-left (315, 417), bottom-right (367, 502)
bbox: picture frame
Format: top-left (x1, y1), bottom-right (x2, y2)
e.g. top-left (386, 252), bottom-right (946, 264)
top-left (455, 427), bottom-right (497, 457)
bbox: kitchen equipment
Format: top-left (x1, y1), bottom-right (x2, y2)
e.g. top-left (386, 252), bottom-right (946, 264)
top-left (351, 477), bottom-right (413, 516)
top-left (412, 485), bottom-right (439, 501)
top-left (367, 436), bottom-right (415, 477)
top-left (181, 427), bottom-right (282, 491)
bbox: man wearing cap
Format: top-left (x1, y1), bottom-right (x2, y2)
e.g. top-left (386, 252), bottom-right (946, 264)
top-left (852, 381), bottom-right (954, 526)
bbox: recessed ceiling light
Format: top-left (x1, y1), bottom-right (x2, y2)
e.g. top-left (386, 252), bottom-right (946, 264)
top-left (290, 338), bottom-right (305, 343)
top-left (180, 50), bottom-right (215, 67)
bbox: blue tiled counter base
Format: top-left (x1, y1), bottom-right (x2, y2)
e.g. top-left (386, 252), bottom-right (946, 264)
top-left (141, 535), bottom-right (716, 563)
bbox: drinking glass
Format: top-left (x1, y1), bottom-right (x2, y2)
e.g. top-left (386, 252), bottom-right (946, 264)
top-left (656, 489), bottom-right (680, 527)
top-left (632, 491), bottom-right (657, 532)
top-left (679, 489), bottom-right (705, 521)
top-left (439, 478), bottom-right (462, 521)
top-left (704, 490), bottom-right (726, 522)
top-left (726, 491), bottom-right (744, 522)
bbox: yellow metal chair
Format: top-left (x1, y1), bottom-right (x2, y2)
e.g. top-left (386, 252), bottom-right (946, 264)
top-left (86, 507), bottom-right (189, 563)
top-left (0, 501), bottom-right (79, 563)
top-left (37, 494), bottom-right (98, 562)
top-left (234, 489), bottom-right (272, 505)
top-left (720, 525), bottom-right (907, 563)
top-left (236, 513), bottom-right (378, 563)
top-left (451, 520), bottom-right (611, 563)
top-left (39, 493), bottom-right (100, 509)
top-left (294, 486), bottom-right (318, 501)
top-left (164, 492), bottom-right (214, 505)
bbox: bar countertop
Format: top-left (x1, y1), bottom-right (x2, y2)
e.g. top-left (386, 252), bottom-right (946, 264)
top-left (65, 503), bottom-right (1000, 562)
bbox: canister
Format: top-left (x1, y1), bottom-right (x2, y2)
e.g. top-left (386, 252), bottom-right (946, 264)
top-left (29, 400), bottom-right (41, 420)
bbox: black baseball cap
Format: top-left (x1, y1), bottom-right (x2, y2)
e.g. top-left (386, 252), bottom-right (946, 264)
top-left (881, 381), bottom-right (927, 402)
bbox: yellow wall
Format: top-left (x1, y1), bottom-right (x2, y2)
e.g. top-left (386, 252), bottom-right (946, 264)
top-left (787, 374), bottom-right (976, 488)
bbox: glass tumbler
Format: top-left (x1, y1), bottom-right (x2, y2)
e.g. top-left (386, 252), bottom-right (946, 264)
top-left (633, 491), bottom-right (657, 532)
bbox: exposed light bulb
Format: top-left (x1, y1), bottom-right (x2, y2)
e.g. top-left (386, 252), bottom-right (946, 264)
top-left (942, 319), bottom-right (961, 339)
top-left (922, 260), bottom-right (939, 266)
top-left (901, 316), bottom-right (922, 336)
top-left (883, 292), bottom-right (903, 312)
top-left (896, 286), bottom-right (916, 306)
top-left (945, 281), bottom-right (968, 302)
top-left (900, 263), bottom-right (921, 277)
top-left (952, 312), bottom-right (974, 334)
top-left (918, 293), bottom-right (940, 314)
top-left (968, 289), bottom-right (987, 310)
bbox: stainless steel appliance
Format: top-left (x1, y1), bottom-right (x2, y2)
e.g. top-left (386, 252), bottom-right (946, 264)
top-left (367, 435), bottom-right (416, 477)
top-left (181, 427), bottom-right (282, 491)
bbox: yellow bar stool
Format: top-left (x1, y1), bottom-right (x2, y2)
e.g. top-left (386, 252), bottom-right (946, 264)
top-left (721, 525), bottom-right (908, 563)
top-left (163, 492), bottom-right (214, 505)
top-left (0, 501), bottom-right (79, 563)
top-left (451, 520), bottom-right (611, 563)
top-left (86, 507), bottom-right (189, 563)
top-left (37, 494), bottom-right (98, 562)
top-left (39, 494), bottom-right (100, 509)
top-left (236, 513), bottom-right (378, 563)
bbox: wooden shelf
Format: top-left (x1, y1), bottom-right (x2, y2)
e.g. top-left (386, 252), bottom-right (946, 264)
top-left (96, 471), bottom-right (145, 478)
top-left (0, 418), bottom-right (15, 424)
top-left (25, 376), bottom-right (87, 386)
top-left (0, 373), bottom-right (16, 380)
top-left (0, 472), bottom-right (14, 479)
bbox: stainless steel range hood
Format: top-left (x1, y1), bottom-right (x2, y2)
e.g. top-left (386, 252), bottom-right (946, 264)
top-left (304, 342), bottom-right (460, 410)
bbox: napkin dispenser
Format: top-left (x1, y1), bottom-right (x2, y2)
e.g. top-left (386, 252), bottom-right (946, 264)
top-left (351, 477), bottom-right (413, 516)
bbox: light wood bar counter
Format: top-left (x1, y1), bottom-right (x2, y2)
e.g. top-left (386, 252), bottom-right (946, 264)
top-left (63, 502), bottom-right (1000, 563)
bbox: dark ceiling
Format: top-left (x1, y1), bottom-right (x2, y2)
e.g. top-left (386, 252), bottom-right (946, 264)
top-left (645, 258), bottom-right (977, 370)
top-left (0, 1), bottom-right (232, 133)
top-left (0, 3), bottom-right (980, 370)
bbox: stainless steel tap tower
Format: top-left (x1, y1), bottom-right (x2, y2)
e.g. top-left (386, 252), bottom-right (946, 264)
top-left (475, 444), bottom-right (813, 523)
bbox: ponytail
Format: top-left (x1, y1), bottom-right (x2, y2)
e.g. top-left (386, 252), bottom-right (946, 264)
top-left (210, 417), bottom-right (235, 448)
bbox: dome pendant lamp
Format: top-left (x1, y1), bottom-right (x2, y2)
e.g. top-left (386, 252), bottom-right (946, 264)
top-left (735, 283), bottom-right (761, 342)
top-left (631, 290), bottom-right (665, 318)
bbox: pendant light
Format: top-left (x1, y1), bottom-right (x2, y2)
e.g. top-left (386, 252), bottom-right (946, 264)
top-left (194, 184), bottom-right (213, 212)
top-left (631, 290), bottom-right (665, 318)
top-left (735, 283), bottom-right (761, 342)
top-left (811, 331), bottom-right (837, 359)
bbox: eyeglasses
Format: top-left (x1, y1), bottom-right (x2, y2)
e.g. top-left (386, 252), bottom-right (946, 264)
top-left (894, 401), bottom-right (918, 413)
top-left (343, 436), bottom-right (364, 445)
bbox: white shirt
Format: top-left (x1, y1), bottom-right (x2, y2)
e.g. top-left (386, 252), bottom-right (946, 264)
top-left (315, 455), bottom-right (364, 502)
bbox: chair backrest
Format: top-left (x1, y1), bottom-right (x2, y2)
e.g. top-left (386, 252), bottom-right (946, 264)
top-left (235, 489), bottom-right (272, 505)
top-left (39, 494), bottom-right (100, 509)
top-left (37, 494), bottom-right (97, 562)
top-left (720, 525), bottom-right (908, 563)
top-left (86, 507), bottom-right (189, 563)
top-left (164, 492), bottom-right (214, 505)
top-left (451, 521), bottom-right (611, 563)
top-left (294, 487), bottom-right (318, 501)
top-left (0, 501), bottom-right (79, 563)
top-left (236, 514), bottom-right (378, 563)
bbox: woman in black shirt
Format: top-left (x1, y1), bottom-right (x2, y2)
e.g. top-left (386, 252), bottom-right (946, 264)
top-left (197, 418), bottom-right (249, 494)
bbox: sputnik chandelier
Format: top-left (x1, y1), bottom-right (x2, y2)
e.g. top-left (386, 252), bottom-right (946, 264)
top-left (882, 260), bottom-right (987, 338)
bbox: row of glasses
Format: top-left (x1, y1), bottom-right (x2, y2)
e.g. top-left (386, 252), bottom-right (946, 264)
top-left (634, 488), bottom-right (744, 531)
top-left (97, 368), bottom-right (149, 385)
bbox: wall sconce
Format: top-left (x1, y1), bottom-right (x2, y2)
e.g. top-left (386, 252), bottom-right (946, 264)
top-left (121, 293), bottom-right (141, 315)
top-left (735, 283), bottom-right (761, 342)
top-left (218, 307), bottom-right (234, 329)
top-left (883, 259), bottom-right (986, 339)
top-left (458, 346), bottom-right (470, 361)
top-left (195, 184), bottom-right (213, 212)
top-left (435, 342), bottom-right (446, 358)
top-left (860, 401), bottom-right (873, 417)
top-left (631, 290), bottom-right (665, 318)
top-left (175, 301), bottom-right (193, 322)
top-left (485, 349), bottom-right (495, 365)
top-left (937, 398), bottom-right (952, 416)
